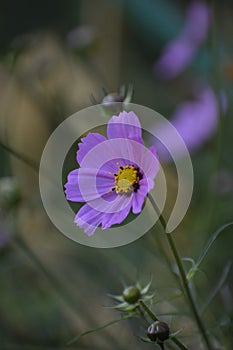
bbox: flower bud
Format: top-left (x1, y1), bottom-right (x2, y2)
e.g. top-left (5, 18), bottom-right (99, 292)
top-left (102, 93), bottom-right (125, 105)
top-left (0, 177), bottom-right (21, 212)
top-left (67, 25), bottom-right (96, 51)
top-left (147, 321), bottom-right (169, 342)
top-left (123, 286), bottom-right (141, 304)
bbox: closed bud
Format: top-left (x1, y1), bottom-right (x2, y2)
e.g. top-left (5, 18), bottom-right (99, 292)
top-left (147, 321), bottom-right (169, 342)
top-left (123, 286), bottom-right (141, 304)
top-left (0, 177), bottom-right (21, 212)
top-left (102, 93), bottom-right (125, 105)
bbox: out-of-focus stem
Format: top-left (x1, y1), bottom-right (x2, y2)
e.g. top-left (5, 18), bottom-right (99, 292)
top-left (0, 140), bottom-right (39, 172)
top-left (14, 236), bottom-right (80, 315)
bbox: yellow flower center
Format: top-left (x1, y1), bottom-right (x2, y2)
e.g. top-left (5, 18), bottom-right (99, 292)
top-left (114, 165), bottom-right (139, 194)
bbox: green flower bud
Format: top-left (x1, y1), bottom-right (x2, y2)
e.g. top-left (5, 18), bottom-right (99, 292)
top-left (123, 286), bottom-right (141, 304)
top-left (0, 177), bottom-right (21, 212)
top-left (147, 321), bottom-right (170, 342)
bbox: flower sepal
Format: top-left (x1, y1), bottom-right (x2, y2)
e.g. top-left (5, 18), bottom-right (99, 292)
top-left (109, 279), bottom-right (154, 313)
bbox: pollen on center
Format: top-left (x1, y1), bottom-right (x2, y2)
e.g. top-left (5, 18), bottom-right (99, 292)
top-left (114, 165), bottom-right (139, 194)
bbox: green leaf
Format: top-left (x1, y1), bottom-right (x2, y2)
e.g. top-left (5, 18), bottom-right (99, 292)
top-left (124, 83), bottom-right (134, 103)
top-left (108, 294), bottom-right (124, 302)
top-left (182, 257), bottom-right (196, 268)
top-left (105, 302), bottom-right (137, 312)
top-left (139, 336), bottom-right (154, 344)
top-left (142, 294), bottom-right (155, 301)
top-left (186, 266), bottom-right (199, 281)
top-left (196, 222), bottom-right (233, 268)
top-left (201, 261), bottom-right (232, 314)
top-left (170, 328), bottom-right (183, 338)
top-left (113, 302), bottom-right (129, 309)
top-left (187, 222), bottom-right (233, 280)
top-left (67, 314), bottom-right (134, 345)
top-left (141, 278), bottom-right (152, 295)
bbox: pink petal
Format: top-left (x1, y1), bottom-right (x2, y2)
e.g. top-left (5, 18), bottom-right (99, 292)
top-left (132, 179), bottom-right (149, 214)
top-left (74, 204), bottom-right (104, 236)
top-left (107, 111), bottom-right (144, 144)
top-left (64, 168), bottom-right (114, 202)
top-left (141, 146), bottom-right (160, 189)
top-left (77, 133), bottom-right (106, 166)
top-left (64, 169), bottom-right (85, 202)
top-left (101, 201), bottom-right (132, 229)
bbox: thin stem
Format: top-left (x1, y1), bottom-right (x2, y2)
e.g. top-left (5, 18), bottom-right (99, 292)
top-left (13, 235), bottom-right (118, 345)
top-left (0, 140), bottom-right (39, 172)
top-left (139, 300), bottom-right (158, 322)
top-left (148, 195), bottom-right (212, 350)
top-left (160, 343), bottom-right (165, 350)
top-left (165, 234), bottom-right (212, 350)
top-left (67, 314), bottom-right (133, 345)
top-left (139, 300), bottom-right (189, 350)
top-left (13, 236), bottom-right (81, 315)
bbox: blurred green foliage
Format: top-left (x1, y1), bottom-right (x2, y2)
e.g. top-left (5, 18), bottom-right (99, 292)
top-left (0, 0), bottom-right (232, 349)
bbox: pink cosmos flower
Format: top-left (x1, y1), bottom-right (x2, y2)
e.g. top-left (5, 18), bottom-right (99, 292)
top-left (154, 86), bottom-right (219, 162)
top-left (154, 1), bottom-right (211, 79)
top-left (64, 111), bottom-right (159, 236)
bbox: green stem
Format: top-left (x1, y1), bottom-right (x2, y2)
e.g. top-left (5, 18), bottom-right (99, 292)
top-left (67, 314), bottom-right (133, 345)
top-left (14, 235), bottom-right (121, 344)
top-left (165, 234), bottom-right (212, 350)
top-left (139, 300), bottom-right (189, 350)
top-left (139, 299), bottom-right (158, 322)
top-left (0, 140), bottom-right (39, 172)
top-left (14, 236), bottom-right (80, 314)
top-left (148, 195), bottom-right (212, 350)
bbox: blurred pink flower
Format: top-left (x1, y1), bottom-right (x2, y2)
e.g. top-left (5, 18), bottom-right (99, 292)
top-left (0, 221), bottom-right (11, 251)
top-left (66, 25), bottom-right (96, 50)
top-left (154, 86), bottom-right (219, 161)
top-left (154, 1), bottom-right (211, 79)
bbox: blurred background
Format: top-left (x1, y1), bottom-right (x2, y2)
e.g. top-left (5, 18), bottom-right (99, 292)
top-left (0, 0), bottom-right (232, 349)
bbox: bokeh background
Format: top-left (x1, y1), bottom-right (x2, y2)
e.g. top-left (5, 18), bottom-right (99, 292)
top-left (0, 0), bottom-right (232, 349)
